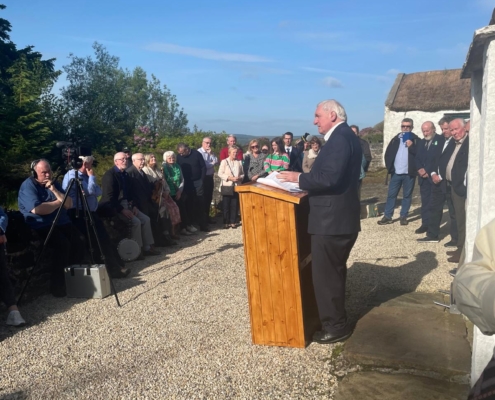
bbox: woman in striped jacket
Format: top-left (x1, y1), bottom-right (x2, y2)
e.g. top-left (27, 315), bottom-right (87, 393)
top-left (264, 137), bottom-right (289, 174)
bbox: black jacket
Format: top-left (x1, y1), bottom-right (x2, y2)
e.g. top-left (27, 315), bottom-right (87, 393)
top-left (384, 132), bottom-right (419, 177)
top-left (415, 134), bottom-right (445, 185)
top-left (359, 138), bottom-right (372, 172)
top-left (126, 165), bottom-right (156, 217)
top-left (99, 167), bottom-right (133, 215)
top-left (449, 136), bottom-right (469, 198)
top-left (298, 123), bottom-right (362, 235)
top-left (288, 147), bottom-right (302, 172)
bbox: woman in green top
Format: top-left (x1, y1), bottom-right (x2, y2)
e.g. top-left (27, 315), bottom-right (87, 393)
top-left (163, 151), bottom-right (192, 236)
top-left (264, 137), bottom-right (290, 173)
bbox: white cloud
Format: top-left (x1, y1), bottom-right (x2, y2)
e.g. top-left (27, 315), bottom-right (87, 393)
top-left (322, 77), bottom-right (344, 88)
top-left (387, 69), bottom-right (401, 75)
top-left (145, 43), bottom-right (272, 63)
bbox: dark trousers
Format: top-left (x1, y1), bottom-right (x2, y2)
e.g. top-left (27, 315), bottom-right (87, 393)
top-left (427, 183), bottom-right (458, 241)
top-left (68, 210), bottom-right (124, 270)
top-left (311, 232), bottom-right (358, 334)
top-left (0, 243), bottom-right (16, 307)
top-left (185, 189), bottom-right (207, 229)
top-left (203, 175), bottom-right (214, 217)
top-left (222, 193), bottom-right (239, 224)
top-left (173, 194), bottom-right (189, 229)
top-left (419, 178), bottom-right (432, 227)
top-left (35, 223), bottom-right (85, 287)
top-left (451, 189), bottom-right (466, 250)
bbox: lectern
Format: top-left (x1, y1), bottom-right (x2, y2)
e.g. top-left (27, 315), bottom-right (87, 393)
top-left (236, 182), bottom-right (320, 348)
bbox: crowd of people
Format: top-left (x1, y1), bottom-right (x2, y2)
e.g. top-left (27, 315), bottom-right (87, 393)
top-left (379, 117), bottom-right (469, 264)
top-left (2, 117), bottom-right (375, 327)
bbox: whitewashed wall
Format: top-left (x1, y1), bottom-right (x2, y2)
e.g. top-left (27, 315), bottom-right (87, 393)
top-left (382, 107), bottom-right (469, 162)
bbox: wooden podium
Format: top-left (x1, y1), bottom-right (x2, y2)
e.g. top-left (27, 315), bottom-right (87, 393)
top-left (236, 182), bottom-right (320, 348)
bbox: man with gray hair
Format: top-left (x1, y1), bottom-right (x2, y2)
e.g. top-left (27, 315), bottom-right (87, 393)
top-left (414, 121), bottom-right (445, 234)
top-left (378, 118), bottom-right (419, 226)
top-left (99, 152), bottom-right (160, 258)
top-left (220, 134), bottom-right (243, 161)
top-left (279, 99), bottom-right (362, 344)
top-left (198, 137), bottom-right (219, 223)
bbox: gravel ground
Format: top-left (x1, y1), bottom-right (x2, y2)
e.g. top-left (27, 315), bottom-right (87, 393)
top-left (0, 181), bottom-right (455, 399)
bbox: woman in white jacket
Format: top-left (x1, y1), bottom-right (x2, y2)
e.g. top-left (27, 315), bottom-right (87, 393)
top-left (218, 146), bottom-right (244, 229)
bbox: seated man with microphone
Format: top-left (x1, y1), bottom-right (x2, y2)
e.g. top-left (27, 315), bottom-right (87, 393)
top-left (62, 156), bottom-right (130, 278)
top-left (18, 159), bottom-right (85, 297)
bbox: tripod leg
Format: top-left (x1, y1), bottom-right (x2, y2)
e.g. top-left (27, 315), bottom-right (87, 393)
top-left (76, 179), bottom-right (121, 307)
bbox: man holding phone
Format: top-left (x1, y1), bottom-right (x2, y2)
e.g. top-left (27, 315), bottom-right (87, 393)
top-left (378, 118), bottom-right (419, 226)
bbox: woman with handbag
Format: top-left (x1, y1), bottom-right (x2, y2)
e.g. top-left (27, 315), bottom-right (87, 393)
top-left (143, 153), bottom-right (181, 240)
top-left (163, 151), bottom-right (193, 236)
top-left (218, 146), bottom-right (244, 229)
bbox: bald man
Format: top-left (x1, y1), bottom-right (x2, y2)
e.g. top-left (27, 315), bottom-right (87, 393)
top-left (18, 159), bottom-right (85, 297)
top-left (414, 121), bottom-right (445, 233)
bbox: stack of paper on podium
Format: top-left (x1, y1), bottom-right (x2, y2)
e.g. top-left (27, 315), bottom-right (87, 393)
top-left (257, 172), bottom-right (303, 193)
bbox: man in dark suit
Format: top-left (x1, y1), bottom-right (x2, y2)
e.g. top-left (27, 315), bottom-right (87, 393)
top-left (414, 121), bottom-right (445, 234)
top-left (417, 117), bottom-right (457, 245)
top-left (279, 99), bottom-right (362, 344)
top-left (99, 152), bottom-right (160, 257)
top-left (283, 132), bottom-right (303, 172)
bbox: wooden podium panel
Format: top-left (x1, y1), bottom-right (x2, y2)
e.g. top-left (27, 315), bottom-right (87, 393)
top-left (236, 182), bottom-right (320, 348)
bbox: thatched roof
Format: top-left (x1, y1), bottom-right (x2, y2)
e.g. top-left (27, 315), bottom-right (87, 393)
top-left (386, 69), bottom-right (470, 112)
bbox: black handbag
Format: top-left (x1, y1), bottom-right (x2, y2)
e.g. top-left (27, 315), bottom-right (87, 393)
top-left (221, 185), bottom-right (235, 196)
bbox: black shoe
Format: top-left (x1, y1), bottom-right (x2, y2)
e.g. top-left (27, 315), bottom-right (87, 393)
top-left (400, 217), bottom-right (408, 226)
top-left (163, 235), bottom-right (178, 246)
top-left (200, 226), bottom-right (211, 232)
top-left (312, 329), bottom-right (353, 344)
top-left (444, 240), bottom-right (458, 248)
top-left (415, 226), bottom-right (428, 234)
top-left (377, 216), bottom-right (393, 225)
top-left (208, 218), bottom-right (217, 224)
top-left (417, 236), bottom-right (439, 243)
top-left (136, 252), bottom-right (145, 260)
top-left (109, 267), bottom-right (131, 279)
top-left (144, 248), bottom-right (161, 256)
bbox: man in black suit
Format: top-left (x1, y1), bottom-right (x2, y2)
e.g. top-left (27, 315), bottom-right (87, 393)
top-left (414, 121), bottom-right (445, 234)
top-left (99, 152), bottom-right (159, 257)
top-left (279, 99), bottom-right (362, 344)
top-left (283, 132), bottom-right (303, 172)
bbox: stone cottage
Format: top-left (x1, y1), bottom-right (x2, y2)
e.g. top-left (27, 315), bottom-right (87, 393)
top-left (383, 69), bottom-right (471, 157)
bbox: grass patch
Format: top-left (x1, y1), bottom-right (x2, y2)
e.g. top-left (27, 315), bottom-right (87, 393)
top-left (331, 343), bottom-right (345, 359)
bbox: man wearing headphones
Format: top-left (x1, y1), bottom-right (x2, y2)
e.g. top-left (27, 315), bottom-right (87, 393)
top-left (18, 159), bottom-right (84, 297)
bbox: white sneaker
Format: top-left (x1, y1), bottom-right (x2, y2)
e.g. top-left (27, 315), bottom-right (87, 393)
top-left (186, 225), bottom-right (198, 233)
top-left (6, 310), bottom-right (26, 327)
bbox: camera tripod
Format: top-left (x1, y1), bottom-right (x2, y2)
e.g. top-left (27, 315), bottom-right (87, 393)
top-left (18, 168), bottom-right (121, 306)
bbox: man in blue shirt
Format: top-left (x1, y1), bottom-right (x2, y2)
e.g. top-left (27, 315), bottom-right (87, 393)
top-left (378, 118), bottom-right (419, 226)
top-left (62, 156), bottom-right (130, 278)
top-left (18, 159), bottom-right (85, 297)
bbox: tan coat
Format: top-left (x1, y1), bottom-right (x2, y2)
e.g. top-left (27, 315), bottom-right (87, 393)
top-left (218, 158), bottom-right (244, 191)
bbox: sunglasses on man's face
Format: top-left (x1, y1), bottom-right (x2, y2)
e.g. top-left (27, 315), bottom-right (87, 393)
top-left (401, 125), bottom-right (412, 129)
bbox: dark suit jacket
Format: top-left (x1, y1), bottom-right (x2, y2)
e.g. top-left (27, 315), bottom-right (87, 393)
top-left (288, 147), bottom-right (302, 172)
top-left (384, 132), bottom-right (419, 177)
top-left (451, 136), bottom-right (469, 198)
top-left (99, 167), bottom-right (133, 215)
top-left (359, 138), bottom-right (372, 172)
top-left (415, 134), bottom-right (445, 186)
top-left (126, 165), bottom-right (156, 217)
top-left (298, 122), bottom-right (362, 236)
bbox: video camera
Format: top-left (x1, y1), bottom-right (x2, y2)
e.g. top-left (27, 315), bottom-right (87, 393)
top-left (56, 139), bottom-right (92, 170)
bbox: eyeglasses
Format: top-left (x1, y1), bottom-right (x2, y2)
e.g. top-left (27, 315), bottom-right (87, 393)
top-left (401, 125), bottom-right (412, 129)
top-left (203, 141), bottom-right (211, 144)
top-left (251, 145), bottom-right (259, 148)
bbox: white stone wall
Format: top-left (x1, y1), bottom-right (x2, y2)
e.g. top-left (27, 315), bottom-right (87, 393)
top-left (382, 107), bottom-right (470, 162)
top-left (464, 38), bottom-right (495, 386)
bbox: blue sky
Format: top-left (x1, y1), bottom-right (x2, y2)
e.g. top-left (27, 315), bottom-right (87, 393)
top-left (4, 0), bottom-right (494, 138)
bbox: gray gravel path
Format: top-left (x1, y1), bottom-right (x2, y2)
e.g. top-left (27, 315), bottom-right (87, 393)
top-left (0, 198), bottom-right (455, 399)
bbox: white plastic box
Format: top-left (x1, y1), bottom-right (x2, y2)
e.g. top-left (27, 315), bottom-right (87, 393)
top-left (64, 264), bottom-right (111, 299)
